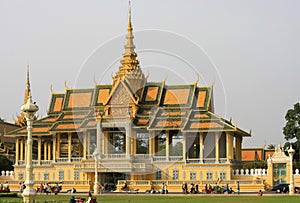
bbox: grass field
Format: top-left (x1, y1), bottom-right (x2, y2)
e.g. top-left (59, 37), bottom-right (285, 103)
top-left (0, 194), bottom-right (299, 203)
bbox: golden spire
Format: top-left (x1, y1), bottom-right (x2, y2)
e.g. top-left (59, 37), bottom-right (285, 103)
top-left (113, 0), bottom-right (142, 83)
top-left (14, 66), bottom-right (37, 127)
top-left (24, 65), bottom-right (31, 105)
top-left (124, 0), bottom-right (135, 55)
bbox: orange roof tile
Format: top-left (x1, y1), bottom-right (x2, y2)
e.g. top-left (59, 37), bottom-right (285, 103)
top-left (53, 97), bottom-right (64, 112)
top-left (190, 122), bottom-right (223, 129)
top-left (20, 127), bottom-right (49, 133)
top-left (196, 90), bottom-right (207, 108)
top-left (161, 111), bottom-right (185, 116)
top-left (68, 92), bottom-right (92, 108)
top-left (87, 120), bottom-right (96, 127)
top-left (194, 113), bottom-right (209, 118)
top-left (42, 117), bottom-right (57, 122)
top-left (63, 114), bottom-right (86, 120)
top-left (264, 151), bottom-right (274, 160)
top-left (242, 149), bottom-right (262, 161)
top-left (156, 120), bottom-right (182, 127)
top-left (55, 123), bottom-right (81, 130)
top-left (145, 86), bottom-right (159, 101)
top-left (97, 89), bottom-right (110, 104)
top-left (164, 89), bottom-right (190, 105)
top-left (137, 119), bottom-right (149, 125)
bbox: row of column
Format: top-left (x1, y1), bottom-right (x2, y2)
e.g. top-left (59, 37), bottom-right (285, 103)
top-left (15, 132), bottom-right (78, 164)
top-left (15, 137), bottom-right (53, 165)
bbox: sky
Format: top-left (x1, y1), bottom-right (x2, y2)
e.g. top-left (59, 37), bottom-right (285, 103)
top-left (0, 0), bottom-right (299, 147)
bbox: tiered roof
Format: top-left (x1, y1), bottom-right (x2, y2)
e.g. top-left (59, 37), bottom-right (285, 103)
top-left (7, 1), bottom-right (251, 138)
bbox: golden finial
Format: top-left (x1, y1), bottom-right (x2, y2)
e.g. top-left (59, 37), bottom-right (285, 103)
top-left (195, 73), bottom-right (200, 85)
top-left (124, 0), bottom-right (135, 55)
top-left (230, 117), bottom-right (232, 123)
top-left (64, 80), bottom-right (70, 89)
top-left (24, 65), bottom-right (31, 104)
top-left (93, 75), bottom-right (98, 86)
top-left (163, 73), bottom-right (168, 83)
top-left (50, 84), bottom-right (55, 94)
top-left (210, 79), bottom-right (216, 88)
top-left (249, 129), bottom-right (252, 135)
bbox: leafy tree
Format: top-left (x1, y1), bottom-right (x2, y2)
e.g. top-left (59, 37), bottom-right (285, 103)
top-left (243, 161), bottom-right (267, 170)
top-left (267, 144), bottom-right (276, 149)
top-left (283, 102), bottom-right (300, 160)
top-left (0, 155), bottom-right (13, 171)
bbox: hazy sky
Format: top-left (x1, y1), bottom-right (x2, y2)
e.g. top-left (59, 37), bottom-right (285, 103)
top-left (0, 0), bottom-right (299, 147)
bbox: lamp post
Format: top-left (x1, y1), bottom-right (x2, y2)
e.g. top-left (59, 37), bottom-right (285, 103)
top-left (93, 152), bottom-right (99, 195)
top-left (21, 94), bottom-right (38, 203)
top-left (288, 145), bottom-right (295, 195)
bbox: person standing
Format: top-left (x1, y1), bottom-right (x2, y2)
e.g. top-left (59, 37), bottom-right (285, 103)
top-left (236, 181), bottom-right (240, 195)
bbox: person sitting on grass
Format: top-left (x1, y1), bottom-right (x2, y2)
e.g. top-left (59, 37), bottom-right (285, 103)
top-left (258, 190), bottom-right (263, 196)
top-left (69, 196), bottom-right (76, 203)
top-left (121, 182), bottom-right (128, 191)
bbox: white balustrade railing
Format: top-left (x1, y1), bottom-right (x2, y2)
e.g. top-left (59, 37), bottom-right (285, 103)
top-left (56, 158), bottom-right (69, 162)
top-left (1, 170), bottom-right (14, 176)
top-left (101, 154), bottom-right (127, 159)
top-left (232, 168), bottom-right (268, 176)
top-left (71, 157), bottom-right (83, 162)
top-left (153, 156), bottom-right (166, 161)
top-left (169, 156), bottom-right (183, 161)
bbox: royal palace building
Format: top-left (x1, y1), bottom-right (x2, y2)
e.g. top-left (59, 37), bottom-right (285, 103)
top-left (4, 3), bottom-right (282, 193)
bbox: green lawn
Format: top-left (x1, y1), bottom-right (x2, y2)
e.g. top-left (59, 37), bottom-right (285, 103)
top-left (0, 194), bottom-right (299, 203)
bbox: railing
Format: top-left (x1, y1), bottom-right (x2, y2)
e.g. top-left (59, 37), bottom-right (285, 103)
top-left (56, 158), bottom-right (69, 162)
top-left (232, 168), bottom-right (268, 176)
top-left (101, 154), bottom-right (128, 159)
top-left (153, 156), bottom-right (166, 161)
top-left (40, 160), bottom-right (53, 165)
top-left (117, 179), bottom-right (265, 188)
top-left (203, 158), bottom-right (216, 163)
top-left (186, 158), bottom-right (201, 163)
top-left (71, 157), bottom-right (83, 162)
top-left (169, 156), bottom-right (183, 161)
top-left (133, 154), bottom-right (151, 159)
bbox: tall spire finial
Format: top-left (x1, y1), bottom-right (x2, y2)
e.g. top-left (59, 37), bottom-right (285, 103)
top-left (24, 65), bottom-right (31, 104)
top-left (124, 0), bottom-right (135, 55)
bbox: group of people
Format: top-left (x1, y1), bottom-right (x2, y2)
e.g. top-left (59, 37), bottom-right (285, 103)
top-left (19, 182), bottom-right (26, 193)
top-left (182, 182), bottom-right (199, 194)
top-left (181, 181), bottom-right (241, 195)
top-left (0, 181), bottom-right (10, 192)
top-left (69, 192), bottom-right (97, 203)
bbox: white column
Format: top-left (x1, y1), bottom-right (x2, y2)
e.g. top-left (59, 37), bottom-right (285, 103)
top-left (83, 131), bottom-right (87, 159)
top-left (68, 133), bottom-right (72, 162)
top-left (87, 131), bottom-right (91, 158)
top-left (125, 123), bottom-right (132, 157)
top-left (199, 133), bottom-right (204, 163)
top-left (20, 139), bottom-right (24, 161)
top-left (15, 138), bottom-right (19, 165)
top-left (96, 122), bottom-right (101, 155)
top-left (166, 131), bottom-right (169, 160)
top-left (52, 135), bottom-right (56, 161)
top-left (37, 137), bottom-right (41, 165)
top-left (215, 133), bottom-right (219, 163)
top-left (25, 142), bottom-right (27, 164)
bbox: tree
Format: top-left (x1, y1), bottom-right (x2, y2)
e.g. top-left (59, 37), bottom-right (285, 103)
top-left (0, 155), bottom-right (13, 171)
top-left (283, 102), bottom-right (300, 160)
top-left (267, 144), bottom-right (276, 149)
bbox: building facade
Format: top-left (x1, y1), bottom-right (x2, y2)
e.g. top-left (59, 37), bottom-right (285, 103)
top-left (5, 4), bottom-right (285, 193)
